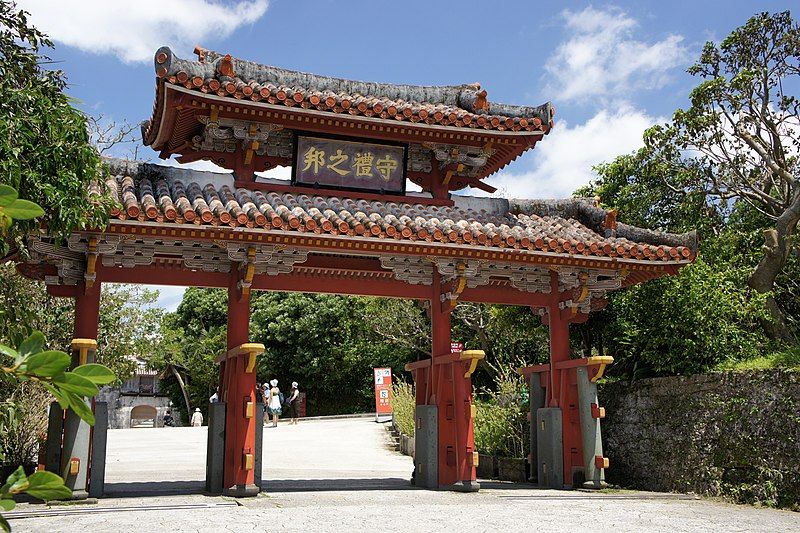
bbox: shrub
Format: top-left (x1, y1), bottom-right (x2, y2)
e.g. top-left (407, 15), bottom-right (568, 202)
top-left (0, 383), bottom-right (49, 472)
top-left (391, 380), bottom-right (415, 437)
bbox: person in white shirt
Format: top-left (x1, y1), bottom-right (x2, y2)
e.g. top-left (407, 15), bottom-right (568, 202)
top-left (191, 408), bottom-right (203, 427)
top-left (268, 379), bottom-right (282, 427)
top-left (286, 382), bottom-right (300, 425)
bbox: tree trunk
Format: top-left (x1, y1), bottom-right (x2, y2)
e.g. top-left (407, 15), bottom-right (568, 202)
top-left (169, 365), bottom-right (192, 420)
top-left (747, 207), bottom-right (799, 344)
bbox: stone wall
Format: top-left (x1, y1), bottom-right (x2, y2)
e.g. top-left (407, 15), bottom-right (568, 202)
top-left (599, 371), bottom-right (800, 508)
top-left (96, 387), bottom-right (175, 428)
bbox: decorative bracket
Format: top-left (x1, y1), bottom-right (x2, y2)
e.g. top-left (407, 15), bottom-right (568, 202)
top-left (84, 237), bottom-right (98, 290)
top-left (215, 342), bottom-right (265, 373)
top-left (440, 262), bottom-right (467, 311)
top-left (238, 246), bottom-right (256, 301)
top-left (460, 349), bottom-right (486, 378)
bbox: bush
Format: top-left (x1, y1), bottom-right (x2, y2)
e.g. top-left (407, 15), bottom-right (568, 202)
top-left (473, 400), bottom-right (526, 458)
top-left (391, 381), bottom-right (415, 437)
top-left (0, 383), bottom-right (49, 472)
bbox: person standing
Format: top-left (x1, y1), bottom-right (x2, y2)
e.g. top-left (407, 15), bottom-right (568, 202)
top-left (261, 382), bottom-right (270, 418)
top-left (191, 408), bottom-right (203, 427)
top-left (286, 382), bottom-right (300, 425)
top-left (268, 379), bottom-right (282, 427)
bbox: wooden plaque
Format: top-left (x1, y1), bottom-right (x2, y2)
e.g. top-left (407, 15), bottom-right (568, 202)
top-left (293, 135), bottom-right (406, 193)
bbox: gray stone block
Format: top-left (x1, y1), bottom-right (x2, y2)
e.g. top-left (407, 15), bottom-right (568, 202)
top-left (536, 407), bottom-right (563, 489)
top-left (89, 402), bottom-right (108, 498)
top-left (414, 405), bottom-right (438, 489)
top-left (205, 402), bottom-right (226, 494)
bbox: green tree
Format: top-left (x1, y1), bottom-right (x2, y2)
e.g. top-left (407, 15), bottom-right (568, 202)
top-left (642, 11), bottom-right (800, 342)
top-left (97, 285), bottom-right (164, 380)
top-left (0, 1), bottom-right (111, 255)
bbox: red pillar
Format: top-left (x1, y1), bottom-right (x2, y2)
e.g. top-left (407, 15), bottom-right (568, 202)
top-left (222, 266), bottom-right (258, 496)
top-left (74, 282), bottom-right (101, 341)
top-left (546, 271), bottom-right (583, 487)
top-left (430, 271), bottom-right (478, 490)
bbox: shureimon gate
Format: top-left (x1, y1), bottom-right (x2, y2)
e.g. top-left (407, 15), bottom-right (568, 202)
top-left (20, 46), bottom-right (696, 497)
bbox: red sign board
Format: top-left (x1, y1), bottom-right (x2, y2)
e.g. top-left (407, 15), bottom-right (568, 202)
top-left (451, 342), bottom-right (464, 353)
top-left (373, 367), bottom-right (392, 420)
top-left (294, 135), bottom-right (406, 193)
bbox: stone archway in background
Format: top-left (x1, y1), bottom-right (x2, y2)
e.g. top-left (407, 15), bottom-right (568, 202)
top-left (130, 405), bottom-right (157, 428)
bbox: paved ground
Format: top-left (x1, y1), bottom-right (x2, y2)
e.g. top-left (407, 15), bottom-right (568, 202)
top-left (8, 418), bottom-right (799, 532)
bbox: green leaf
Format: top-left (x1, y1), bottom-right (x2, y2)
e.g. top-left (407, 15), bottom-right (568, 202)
top-left (66, 393), bottom-right (95, 426)
top-left (23, 351), bottom-right (70, 378)
top-left (0, 512), bottom-right (9, 533)
top-left (0, 185), bottom-right (18, 208)
top-left (52, 372), bottom-right (98, 397)
top-left (0, 344), bottom-right (18, 362)
top-left (25, 471), bottom-right (71, 501)
top-left (72, 364), bottom-right (115, 385)
top-left (4, 199), bottom-right (44, 220)
top-left (18, 332), bottom-right (44, 358)
top-left (42, 383), bottom-right (69, 410)
top-left (0, 499), bottom-right (15, 511)
top-left (3, 467), bottom-right (28, 495)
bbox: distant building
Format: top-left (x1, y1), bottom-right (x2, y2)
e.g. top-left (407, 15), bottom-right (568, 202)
top-left (97, 358), bottom-right (174, 428)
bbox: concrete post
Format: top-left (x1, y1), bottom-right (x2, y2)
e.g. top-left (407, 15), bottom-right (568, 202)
top-left (205, 402), bottom-right (226, 494)
top-left (528, 373), bottom-right (546, 483)
top-left (576, 367), bottom-right (607, 488)
top-left (536, 407), bottom-right (563, 488)
top-left (254, 405), bottom-right (264, 489)
top-left (88, 402), bottom-right (108, 498)
top-left (44, 403), bottom-right (64, 474)
top-left (413, 405), bottom-right (438, 488)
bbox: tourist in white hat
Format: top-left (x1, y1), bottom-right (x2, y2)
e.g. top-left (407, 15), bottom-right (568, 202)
top-left (190, 407), bottom-right (203, 427)
top-left (286, 382), bottom-right (300, 425)
top-left (268, 379), bottom-right (282, 427)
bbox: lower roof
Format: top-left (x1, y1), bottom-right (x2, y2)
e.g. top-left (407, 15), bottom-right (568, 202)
top-left (101, 159), bottom-right (696, 266)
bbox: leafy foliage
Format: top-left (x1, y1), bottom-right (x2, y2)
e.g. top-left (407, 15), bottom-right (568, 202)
top-left (0, 333), bottom-right (113, 531)
top-left (0, 1), bottom-right (111, 255)
top-left (1, 331), bottom-right (114, 426)
top-left (390, 381), bottom-right (415, 437)
top-left (638, 11), bottom-right (800, 342)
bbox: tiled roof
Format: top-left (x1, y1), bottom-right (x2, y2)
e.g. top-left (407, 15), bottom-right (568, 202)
top-left (145, 46), bottom-right (554, 137)
top-left (101, 161), bottom-right (695, 263)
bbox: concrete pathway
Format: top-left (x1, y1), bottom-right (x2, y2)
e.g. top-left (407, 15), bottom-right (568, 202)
top-left (9, 418), bottom-right (799, 532)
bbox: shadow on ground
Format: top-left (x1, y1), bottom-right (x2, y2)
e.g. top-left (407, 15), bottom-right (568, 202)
top-left (103, 477), bottom-right (417, 497)
top-left (103, 480), bottom-right (207, 497)
top-left (261, 477), bottom-right (416, 492)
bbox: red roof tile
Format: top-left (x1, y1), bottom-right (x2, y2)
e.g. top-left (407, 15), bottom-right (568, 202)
top-left (142, 46), bottom-right (555, 145)
top-left (103, 161), bottom-right (696, 264)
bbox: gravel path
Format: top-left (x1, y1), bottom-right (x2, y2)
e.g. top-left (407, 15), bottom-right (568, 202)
top-left (9, 418), bottom-right (798, 532)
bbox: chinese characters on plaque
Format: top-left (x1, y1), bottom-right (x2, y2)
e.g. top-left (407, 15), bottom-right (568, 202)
top-left (294, 136), bottom-right (406, 193)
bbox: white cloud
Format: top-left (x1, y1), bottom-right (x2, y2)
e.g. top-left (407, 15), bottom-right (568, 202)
top-left (486, 106), bottom-right (663, 199)
top-left (545, 7), bottom-right (688, 102)
top-left (18, 0), bottom-right (269, 63)
top-left (150, 286), bottom-right (186, 312)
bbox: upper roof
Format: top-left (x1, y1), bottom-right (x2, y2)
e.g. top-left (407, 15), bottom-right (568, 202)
top-left (102, 159), bottom-right (697, 265)
top-left (143, 45), bottom-right (554, 141)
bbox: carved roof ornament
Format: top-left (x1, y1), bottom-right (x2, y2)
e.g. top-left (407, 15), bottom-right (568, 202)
top-left (226, 243), bottom-right (309, 276)
top-left (380, 256), bottom-right (434, 285)
top-left (193, 117), bottom-right (285, 155)
top-left (425, 142), bottom-right (495, 171)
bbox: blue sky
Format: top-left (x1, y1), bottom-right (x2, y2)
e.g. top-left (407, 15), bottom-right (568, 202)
top-left (17, 0), bottom-right (794, 310)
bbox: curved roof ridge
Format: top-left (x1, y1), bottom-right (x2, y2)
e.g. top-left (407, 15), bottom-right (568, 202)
top-left (153, 46), bottom-right (554, 121)
top-left (509, 198), bottom-right (698, 253)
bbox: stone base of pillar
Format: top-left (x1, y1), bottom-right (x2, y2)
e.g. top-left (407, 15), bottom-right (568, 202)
top-left (440, 480), bottom-right (480, 492)
top-left (222, 484), bottom-right (260, 497)
top-left (66, 490), bottom-right (90, 500)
